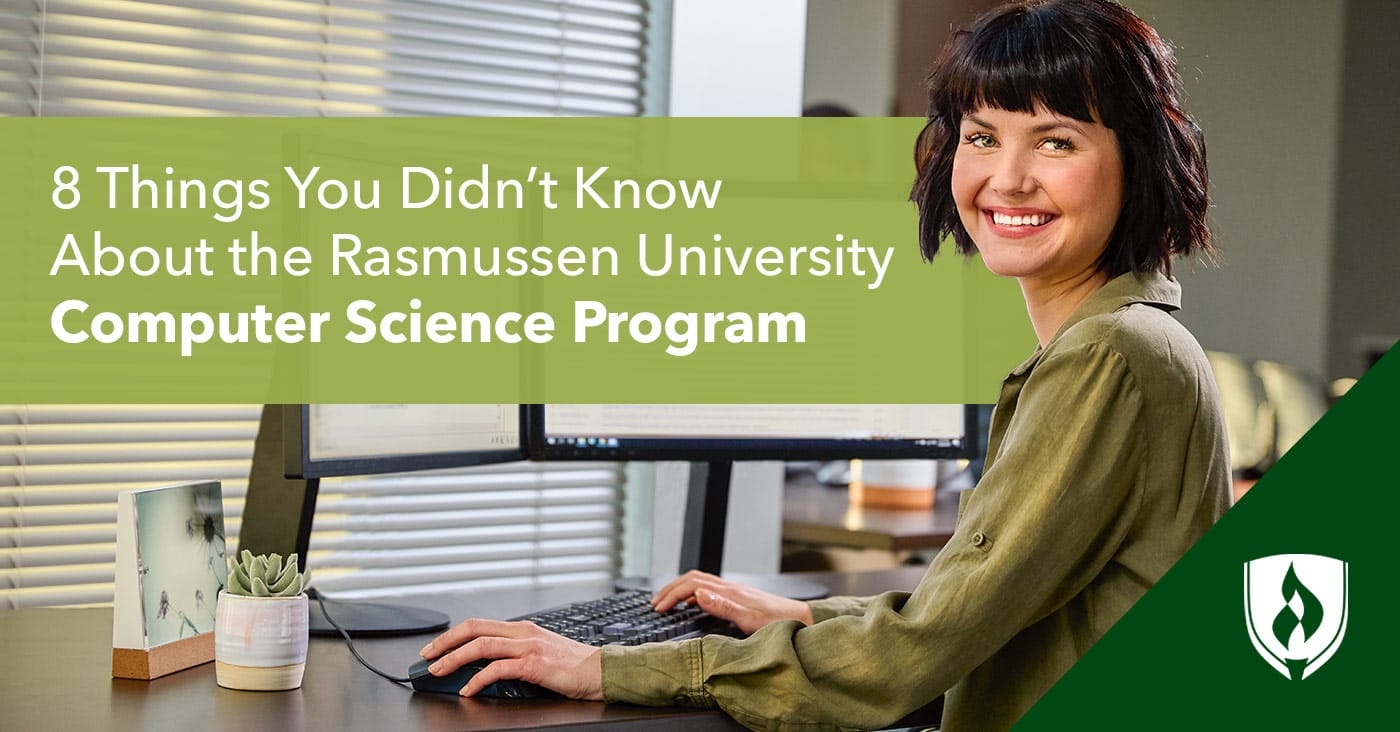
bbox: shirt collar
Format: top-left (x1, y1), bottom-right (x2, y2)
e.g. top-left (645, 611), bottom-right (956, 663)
top-left (1007, 271), bottom-right (1182, 377)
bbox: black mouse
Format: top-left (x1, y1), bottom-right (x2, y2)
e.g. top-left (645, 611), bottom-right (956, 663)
top-left (408, 657), bottom-right (555, 699)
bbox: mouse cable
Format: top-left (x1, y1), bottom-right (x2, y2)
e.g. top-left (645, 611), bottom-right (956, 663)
top-left (313, 590), bottom-right (412, 684)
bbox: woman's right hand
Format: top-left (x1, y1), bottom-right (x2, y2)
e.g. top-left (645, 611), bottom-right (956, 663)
top-left (651, 570), bottom-right (814, 635)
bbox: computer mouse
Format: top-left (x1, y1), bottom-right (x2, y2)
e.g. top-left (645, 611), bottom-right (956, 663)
top-left (408, 657), bottom-right (555, 699)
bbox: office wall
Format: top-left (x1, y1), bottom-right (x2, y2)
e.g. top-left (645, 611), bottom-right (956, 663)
top-left (802, 0), bottom-right (898, 116)
top-left (668, 0), bottom-right (807, 116)
top-left (1124, 0), bottom-right (1346, 378)
top-left (1327, 0), bottom-right (1400, 378)
top-left (893, 0), bottom-right (1001, 117)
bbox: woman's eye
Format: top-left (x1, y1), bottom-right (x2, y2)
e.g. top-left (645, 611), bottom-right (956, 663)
top-left (963, 132), bottom-right (995, 148)
top-left (1040, 137), bottom-right (1075, 152)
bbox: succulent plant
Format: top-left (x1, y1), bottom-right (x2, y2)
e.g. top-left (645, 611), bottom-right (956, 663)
top-left (226, 550), bottom-right (308, 597)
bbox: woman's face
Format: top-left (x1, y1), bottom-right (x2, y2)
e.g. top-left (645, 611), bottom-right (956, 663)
top-left (951, 105), bottom-right (1124, 285)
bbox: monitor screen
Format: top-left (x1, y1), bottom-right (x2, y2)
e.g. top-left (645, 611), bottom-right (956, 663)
top-left (284, 404), bottom-right (526, 479)
top-left (527, 404), bottom-right (975, 461)
top-left (248, 404), bottom-right (528, 635)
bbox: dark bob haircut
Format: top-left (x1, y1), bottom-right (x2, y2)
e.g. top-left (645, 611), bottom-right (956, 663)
top-left (910, 0), bottom-right (1213, 277)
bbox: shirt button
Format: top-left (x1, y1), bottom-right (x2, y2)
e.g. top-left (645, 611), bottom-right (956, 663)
top-left (970, 531), bottom-right (986, 546)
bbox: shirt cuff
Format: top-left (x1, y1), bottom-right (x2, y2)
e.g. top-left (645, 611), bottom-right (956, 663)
top-left (600, 638), bottom-right (712, 708)
top-left (807, 595), bottom-right (871, 623)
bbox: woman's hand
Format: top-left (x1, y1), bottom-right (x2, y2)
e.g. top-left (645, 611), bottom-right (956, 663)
top-left (419, 619), bottom-right (603, 700)
top-left (652, 570), bottom-right (814, 635)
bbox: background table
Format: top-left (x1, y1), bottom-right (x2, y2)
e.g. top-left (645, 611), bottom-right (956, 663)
top-left (783, 473), bottom-right (960, 552)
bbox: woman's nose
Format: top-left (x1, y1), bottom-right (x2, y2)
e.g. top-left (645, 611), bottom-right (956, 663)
top-left (989, 151), bottom-right (1035, 196)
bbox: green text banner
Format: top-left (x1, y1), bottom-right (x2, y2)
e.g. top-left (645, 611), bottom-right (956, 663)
top-left (1, 118), bottom-right (1032, 403)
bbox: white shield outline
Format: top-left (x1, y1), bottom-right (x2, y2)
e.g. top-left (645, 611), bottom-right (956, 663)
top-left (1243, 553), bottom-right (1348, 680)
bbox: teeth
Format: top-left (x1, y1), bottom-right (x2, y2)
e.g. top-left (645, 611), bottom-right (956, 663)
top-left (992, 212), bottom-right (1052, 226)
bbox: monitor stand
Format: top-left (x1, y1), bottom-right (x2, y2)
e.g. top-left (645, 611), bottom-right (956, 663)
top-left (306, 585), bottom-right (450, 637)
top-left (615, 460), bottom-right (829, 601)
top-left (292, 476), bottom-right (451, 637)
top-left (241, 405), bottom-right (451, 637)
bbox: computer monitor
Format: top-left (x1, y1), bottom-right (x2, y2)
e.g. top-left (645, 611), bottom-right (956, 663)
top-left (527, 404), bottom-right (975, 597)
top-left (240, 404), bottom-right (526, 636)
top-left (529, 404), bottom-right (973, 461)
top-left (286, 404), bottom-right (525, 480)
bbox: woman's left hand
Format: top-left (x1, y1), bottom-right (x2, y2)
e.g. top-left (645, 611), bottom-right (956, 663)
top-left (652, 570), bottom-right (813, 635)
top-left (419, 619), bottom-right (604, 700)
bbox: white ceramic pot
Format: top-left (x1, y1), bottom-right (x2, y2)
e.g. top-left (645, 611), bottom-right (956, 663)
top-left (214, 590), bottom-right (309, 691)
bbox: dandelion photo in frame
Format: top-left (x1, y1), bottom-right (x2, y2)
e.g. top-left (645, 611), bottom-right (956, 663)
top-left (134, 481), bottom-right (227, 646)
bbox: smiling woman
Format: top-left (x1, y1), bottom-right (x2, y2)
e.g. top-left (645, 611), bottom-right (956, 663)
top-left (952, 106), bottom-right (1125, 341)
top-left (416, 2), bottom-right (1232, 730)
top-left (912, 0), bottom-right (1212, 281)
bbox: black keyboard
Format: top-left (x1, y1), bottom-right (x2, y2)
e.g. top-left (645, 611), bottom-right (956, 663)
top-left (514, 589), bottom-right (737, 646)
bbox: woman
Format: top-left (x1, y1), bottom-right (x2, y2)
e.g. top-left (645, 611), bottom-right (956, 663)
top-left (418, 0), bottom-right (1231, 729)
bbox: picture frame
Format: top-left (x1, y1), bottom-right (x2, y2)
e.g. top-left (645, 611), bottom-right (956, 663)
top-left (111, 480), bottom-right (228, 680)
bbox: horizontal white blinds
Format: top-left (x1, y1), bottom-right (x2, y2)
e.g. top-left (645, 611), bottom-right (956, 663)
top-left (0, 0), bottom-right (649, 117)
top-left (308, 461), bottom-right (623, 599)
top-left (1, 0), bottom-right (645, 608)
top-left (1, 1), bottom-right (647, 608)
top-left (1, 405), bottom-right (625, 608)
top-left (0, 404), bottom-right (260, 609)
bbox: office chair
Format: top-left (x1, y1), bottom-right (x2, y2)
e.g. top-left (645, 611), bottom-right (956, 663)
top-left (1252, 360), bottom-right (1330, 460)
top-left (1204, 351), bottom-right (1276, 497)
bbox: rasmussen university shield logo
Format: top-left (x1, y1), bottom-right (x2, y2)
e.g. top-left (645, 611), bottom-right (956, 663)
top-left (1243, 553), bottom-right (1348, 680)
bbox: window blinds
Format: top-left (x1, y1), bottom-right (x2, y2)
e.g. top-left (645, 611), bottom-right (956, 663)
top-left (0, 405), bottom-right (259, 609)
top-left (0, 0), bottom-right (649, 117)
top-left (306, 461), bottom-right (623, 600)
top-left (0, 405), bottom-right (625, 608)
top-left (1, 0), bottom-right (647, 609)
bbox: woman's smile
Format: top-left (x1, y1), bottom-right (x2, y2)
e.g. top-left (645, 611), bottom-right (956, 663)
top-left (952, 105), bottom-right (1124, 287)
top-left (982, 207), bottom-right (1059, 238)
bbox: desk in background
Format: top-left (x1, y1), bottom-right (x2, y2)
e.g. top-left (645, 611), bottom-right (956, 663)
top-left (0, 568), bottom-right (931, 732)
top-left (783, 472), bottom-right (959, 553)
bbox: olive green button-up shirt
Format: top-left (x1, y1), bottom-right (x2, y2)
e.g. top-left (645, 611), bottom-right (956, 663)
top-left (601, 271), bottom-right (1232, 731)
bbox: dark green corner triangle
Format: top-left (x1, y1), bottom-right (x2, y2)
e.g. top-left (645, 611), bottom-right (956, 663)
top-left (1016, 344), bottom-right (1400, 730)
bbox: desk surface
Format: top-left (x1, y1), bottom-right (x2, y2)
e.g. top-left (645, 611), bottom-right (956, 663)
top-left (783, 474), bottom-right (960, 551)
top-left (0, 568), bottom-right (930, 732)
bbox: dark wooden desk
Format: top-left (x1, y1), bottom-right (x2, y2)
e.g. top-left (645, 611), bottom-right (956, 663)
top-left (0, 569), bottom-right (930, 732)
top-left (783, 474), bottom-right (960, 552)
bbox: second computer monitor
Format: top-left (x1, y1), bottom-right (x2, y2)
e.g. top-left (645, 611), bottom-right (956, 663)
top-left (285, 404), bottom-right (526, 479)
top-left (527, 404), bottom-right (975, 462)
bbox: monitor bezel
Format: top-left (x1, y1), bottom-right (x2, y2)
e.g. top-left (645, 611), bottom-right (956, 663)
top-left (284, 404), bottom-right (529, 479)
top-left (524, 404), bottom-right (980, 462)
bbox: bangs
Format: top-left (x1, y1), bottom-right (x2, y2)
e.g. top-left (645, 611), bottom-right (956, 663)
top-left (938, 9), bottom-right (1103, 124)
